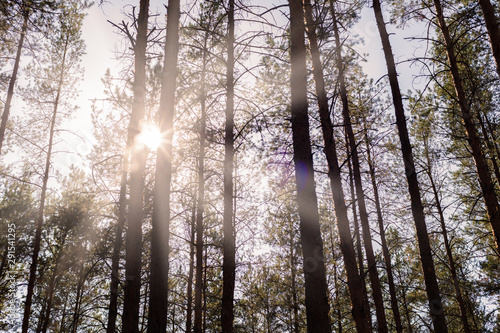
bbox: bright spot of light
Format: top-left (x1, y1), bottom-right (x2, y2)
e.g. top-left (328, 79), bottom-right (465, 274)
top-left (138, 122), bottom-right (162, 151)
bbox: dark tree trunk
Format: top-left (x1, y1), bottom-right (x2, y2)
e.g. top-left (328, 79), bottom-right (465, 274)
top-left (478, 0), bottom-right (500, 78)
top-left (346, 140), bottom-right (373, 331)
top-left (288, 0), bottom-right (332, 331)
top-left (0, 8), bottom-right (28, 154)
top-left (433, 0), bottom-right (500, 251)
top-left (222, 0), bottom-right (236, 331)
top-left (122, 0), bottom-right (149, 332)
top-left (373, 0), bottom-right (448, 330)
top-left (147, 0), bottom-right (180, 331)
top-left (22, 37), bottom-right (68, 333)
top-left (328, 3), bottom-right (388, 330)
top-left (107, 128), bottom-right (131, 333)
top-left (364, 129), bottom-right (403, 333)
top-left (301, 0), bottom-right (366, 330)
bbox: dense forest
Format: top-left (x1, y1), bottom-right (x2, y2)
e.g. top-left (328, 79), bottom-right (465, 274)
top-left (1, 0), bottom-right (500, 331)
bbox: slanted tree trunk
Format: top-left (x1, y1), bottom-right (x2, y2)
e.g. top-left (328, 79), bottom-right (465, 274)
top-left (122, 0), bottom-right (149, 331)
top-left (41, 235), bottom-right (68, 333)
top-left (364, 128), bottom-right (403, 333)
top-left (478, 0), bottom-right (500, 78)
top-left (107, 126), bottom-right (131, 333)
top-left (433, 0), bottom-right (500, 251)
top-left (478, 114), bottom-right (500, 189)
top-left (300, 0), bottom-right (365, 330)
top-left (22, 36), bottom-right (69, 333)
top-left (422, 139), bottom-right (471, 333)
top-left (147, 0), bottom-right (180, 331)
top-left (194, 30), bottom-right (209, 333)
top-left (346, 140), bottom-right (373, 331)
top-left (288, 0), bottom-right (332, 331)
top-left (222, 0), bottom-right (236, 331)
top-left (328, 3), bottom-right (388, 330)
top-left (0, 7), bottom-right (28, 154)
top-left (373, 0), bottom-right (448, 330)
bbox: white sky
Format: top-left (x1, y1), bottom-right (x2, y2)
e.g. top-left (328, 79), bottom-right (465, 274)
top-left (39, 0), bottom-right (426, 178)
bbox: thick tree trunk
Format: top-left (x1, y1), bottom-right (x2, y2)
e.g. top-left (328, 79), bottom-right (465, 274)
top-left (478, 0), bottom-right (500, 78)
top-left (289, 218), bottom-right (299, 333)
top-left (364, 129), bottom-right (403, 333)
top-left (194, 31), bottom-right (209, 333)
top-left (147, 0), bottom-right (180, 331)
top-left (300, 0), bottom-right (365, 330)
top-left (288, 0), bottom-right (332, 332)
top-left (122, 0), bottom-right (149, 332)
top-left (373, 0), bottom-right (448, 330)
top-left (22, 38), bottom-right (68, 333)
top-left (0, 8), bottom-right (28, 154)
top-left (222, 0), bottom-right (236, 331)
top-left (433, 0), bottom-right (500, 251)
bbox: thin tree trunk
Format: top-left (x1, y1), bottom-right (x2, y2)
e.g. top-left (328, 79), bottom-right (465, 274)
top-left (147, 0), bottom-right (180, 330)
top-left (373, 1), bottom-right (448, 330)
top-left (364, 129), bottom-right (403, 333)
top-left (288, 0), bottom-right (332, 331)
top-left (22, 37), bottom-right (68, 333)
top-left (328, 3), bottom-right (388, 330)
top-left (400, 284), bottom-right (414, 333)
top-left (346, 133), bottom-right (373, 331)
top-left (41, 238), bottom-right (67, 333)
top-left (107, 127), bottom-right (131, 333)
top-left (222, 0), bottom-right (236, 331)
top-left (329, 228), bottom-right (342, 333)
top-left (194, 31), bottom-right (209, 333)
top-left (0, 8), bottom-right (28, 154)
top-left (423, 142), bottom-right (471, 333)
top-left (186, 200), bottom-right (196, 333)
top-left (300, 0), bottom-right (365, 330)
top-left (433, 0), bottom-right (500, 250)
top-left (71, 258), bottom-right (85, 333)
top-left (290, 218), bottom-right (299, 333)
top-left (121, 0), bottom-right (149, 331)
top-left (478, 0), bottom-right (500, 78)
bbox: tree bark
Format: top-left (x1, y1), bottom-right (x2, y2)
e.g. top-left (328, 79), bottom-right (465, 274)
top-left (122, 0), bottom-right (149, 332)
top-left (147, 0), bottom-right (180, 331)
top-left (300, 0), bottom-right (365, 330)
top-left (107, 124), bottom-right (131, 333)
top-left (22, 36), bottom-right (68, 333)
top-left (373, 0), bottom-right (448, 330)
top-left (0, 7), bottom-right (28, 155)
top-left (478, 0), bottom-right (500, 78)
top-left (288, 0), bottom-right (332, 332)
top-left (346, 140), bottom-right (373, 331)
top-left (328, 3), bottom-right (388, 330)
top-left (364, 129), bottom-right (403, 333)
top-left (433, 0), bottom-right (500, 251)
top-left (222, 0), bottom-right (236, 331)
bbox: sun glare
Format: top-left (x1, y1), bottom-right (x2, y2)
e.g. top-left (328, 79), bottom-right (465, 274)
top-left (138, 123), bottom-right (163, 151)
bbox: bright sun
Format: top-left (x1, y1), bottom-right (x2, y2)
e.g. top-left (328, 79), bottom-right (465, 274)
top-left (138, 122), bottom-right (163, 151)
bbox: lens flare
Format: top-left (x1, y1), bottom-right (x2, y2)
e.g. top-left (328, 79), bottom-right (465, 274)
top-left (137, 122), bottom-right (162, 151)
